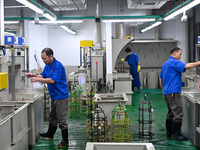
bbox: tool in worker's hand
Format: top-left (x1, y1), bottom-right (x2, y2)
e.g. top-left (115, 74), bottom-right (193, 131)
top-left (34, 51), bottom-right (42, 75)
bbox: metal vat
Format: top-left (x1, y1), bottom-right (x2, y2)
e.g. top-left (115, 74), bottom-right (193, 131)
top-left (94, 93), bottom-right (128, 124)
top-left (0, 102), bottom-right (29, 150)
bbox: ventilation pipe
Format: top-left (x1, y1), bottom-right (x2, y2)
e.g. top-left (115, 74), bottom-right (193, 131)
top-left (129, 27), bottom-right (135, 39)
top-left (155, 26), bottom-right (160, 40)
top-left (116, 23), bottom-right (124, 39)
top-left (94, 2), bottom-right (102, 48)
top-left (94, 18), bottom-right (102, 47)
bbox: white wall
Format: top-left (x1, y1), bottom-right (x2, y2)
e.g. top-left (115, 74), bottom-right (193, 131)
top-left (160, 16), bottom-right (186, 62)
top-left (25, 17), bottom-right (187, 71)
top-left (25, 20), bottom-right (49, 71)
top-left (48, 19), bottom-right (94, 66)
top-left (174, 17), bottom-right (187, 63)
top-left (25, 19), bottom-right (95, 71)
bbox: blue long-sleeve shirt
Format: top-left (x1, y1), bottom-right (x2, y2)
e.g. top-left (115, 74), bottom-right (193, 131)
top-left (41, 58), bottom-right (69, 100)
top-left (160, 56), bottom-right (186, 95)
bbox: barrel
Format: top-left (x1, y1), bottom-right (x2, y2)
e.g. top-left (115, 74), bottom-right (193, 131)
top-left (147, 71), bottom-right (158, 89)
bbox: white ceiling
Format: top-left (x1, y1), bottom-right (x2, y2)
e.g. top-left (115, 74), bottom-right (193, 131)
top-left (42, 0), bottom-right (87, 11)
top-left (127, 0), bottom-right (169, 9)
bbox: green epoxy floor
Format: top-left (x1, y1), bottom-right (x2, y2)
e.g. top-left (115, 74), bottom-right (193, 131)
top-left (32, 89), bottom-right (198, 150)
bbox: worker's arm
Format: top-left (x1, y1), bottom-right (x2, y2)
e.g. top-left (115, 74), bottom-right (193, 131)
top-left (26, 73), bottom-right (42, 78)
top-left (30, 77), bottom-right (55, 84)
top-left (159, 78), bottom-right (163, 89)
top-left (159, 78), bottom-right (165, 98)
top-left (185, 61), bottom-right (200, 69)
top-left (138, 61), bottom-right (140, 66)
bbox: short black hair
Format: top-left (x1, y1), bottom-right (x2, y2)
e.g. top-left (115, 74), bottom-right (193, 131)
top-left (125, 47), bottom-right (132, 53)
top-left (170, 47), bottom-right (182, 55)
top-left (41, 48), bottom-right (54, 57)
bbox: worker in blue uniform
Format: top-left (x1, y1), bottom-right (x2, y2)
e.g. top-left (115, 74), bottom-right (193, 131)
top-left (26, 48), bottom-right (69, 148)
top-left (123, 47), bottom-right (141, 93)
top-left (160, 47), bottom-right (200, 141)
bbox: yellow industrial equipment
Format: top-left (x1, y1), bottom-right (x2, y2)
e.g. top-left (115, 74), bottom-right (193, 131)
top-left (80, 40), bottom-right (93, 47)
top-left (0, 72), bottom-right (8, 90)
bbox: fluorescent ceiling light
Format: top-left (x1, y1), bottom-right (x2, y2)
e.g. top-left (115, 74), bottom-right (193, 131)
top-left (16, 0), bottom-right (44, 14)
top-left (102, 18), bottom-right (155, 23)
top-left (16, 0), bottom-right (58, 21)
top-left (164, 0), bottom-right (200, 21)
top-left (28, 2), bottom-right (44, 14)
top-left (141, 21), bottom-right (162, 33)
top-left (30, 20), bottom-right (83, 24)
top-left (43, 12), bottom-right (56, 21)
top-left (60, 25), bottom-right (77, 35)
top-left (4, 21), bottom-right (20, 24)
top-left (16, 0), bottom-right (29, 6)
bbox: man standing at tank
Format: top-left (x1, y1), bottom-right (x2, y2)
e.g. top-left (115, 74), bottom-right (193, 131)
top-left (160, 47), bottom-right (200, 141)
top-left (123, 47), bottom-right (141, 93)
top-left (26, 48), bottom-right (69, 148)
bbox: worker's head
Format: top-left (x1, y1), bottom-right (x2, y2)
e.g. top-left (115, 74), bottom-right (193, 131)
top-left (125, 47), bottom-right (132, 55)
top-left (41, 48), bottom-right (54, 65)
top-left (170, 47), bottom-right (182, 60)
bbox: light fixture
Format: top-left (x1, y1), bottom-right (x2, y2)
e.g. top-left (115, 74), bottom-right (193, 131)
top-left (163, 0), bottom-right (200, 21)
top-left (30, 20), bottom-right (83, 24)
top-left (16, 0), bottom-right (58, 21)
top-left (102, 18), bottom-right (155, 23)
top-left (16, 0), bottom-right (44, 14)
top-left (60, 24), bottom-right (77, 35)
top-left (140, 21), bottom-right (162, 33)
top-left (16, 0), bottom-right (29, 6)
top-left (42, 12), bottom-right (57, 21)
top-left (4, 21), bottom-right (20, 24)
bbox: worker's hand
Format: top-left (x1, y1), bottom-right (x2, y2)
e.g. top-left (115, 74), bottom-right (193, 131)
top-left (137, 65), bottom-right (141, 72)
top-left (30, 77), bottom-right (38, 83)
top-left (120, 58), bottom-right (125, 62)
top-left (26, 73), bottom-right (35, 78)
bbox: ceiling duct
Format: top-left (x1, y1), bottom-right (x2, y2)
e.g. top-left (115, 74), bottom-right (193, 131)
top-left (42, 0), bottom-right (86, 11)
top-left (127, 0), bottom-right (168, 9)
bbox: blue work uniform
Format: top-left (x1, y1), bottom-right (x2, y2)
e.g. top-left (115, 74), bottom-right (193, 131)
top-left (125, 52), bottom-right (141, 88)
top-left (160, 56), bottom-right (186, 95)
top-left (41, 58), bottom-right (69, 100)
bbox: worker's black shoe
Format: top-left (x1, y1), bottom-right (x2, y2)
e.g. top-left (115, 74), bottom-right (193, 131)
top-left (132, 87), bottom-right (134, 92)
top-left (137, 87), bottom-right (140, 93)
top-left (57, 139), bottom-right (69, 148)
top-left (171, 134), bottom-right (188, 141)
top-left (166, 119), bottom-right (172, 137)
top-left (58, 128), bottom-right (69, 148)
top-left (39, 124), bottom-right (57, 140)
top-left (171, 121), bottom-right (188, 141)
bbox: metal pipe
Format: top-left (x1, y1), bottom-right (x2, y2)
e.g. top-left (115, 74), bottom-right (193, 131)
top-left (155, 26), bottom-right (160, 40)
top-left (11, 47), bottom-right (16, 101)
top-left (26, 47), bottom-right (29, 72)
top-left (4, 6), bottom-right (27, 8)
top-left (96, 61), bottom-right (98, 81)
top-left (116, 23), bottom-right (123, 39)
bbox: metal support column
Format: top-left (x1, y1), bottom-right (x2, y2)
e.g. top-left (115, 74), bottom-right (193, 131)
top-left (11, 47), bottom-right (16, 101)
top-left (0, 0), bottom-right (4, 45)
